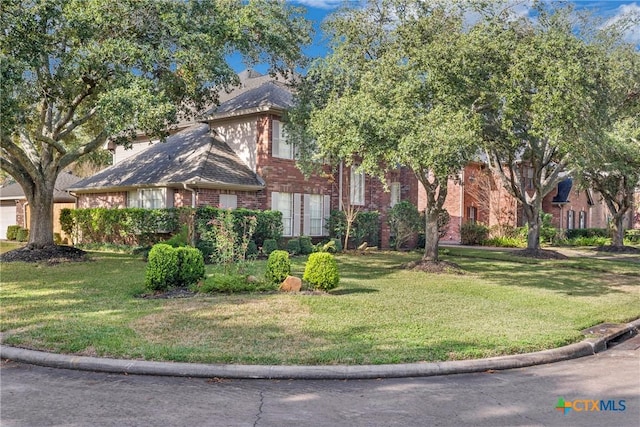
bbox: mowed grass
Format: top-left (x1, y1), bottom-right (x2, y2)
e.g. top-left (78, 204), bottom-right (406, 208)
top-left (1, 244), bottom-right (639, 365)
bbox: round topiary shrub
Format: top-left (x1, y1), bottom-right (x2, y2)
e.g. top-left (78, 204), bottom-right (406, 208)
top-left (303, 252), bottom-right (339, 291)
top-left (262, 238), bottom-right (278, 256)
top-left (176, 246), bottom-right (205, 287)
top-left (145, 244), bottom-right (180, 291)
top-left (265, 250), bottom-right (291, 285)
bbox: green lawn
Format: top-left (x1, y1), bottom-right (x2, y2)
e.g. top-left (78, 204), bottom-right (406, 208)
top-left (1, 245), bottom-right (638, 365)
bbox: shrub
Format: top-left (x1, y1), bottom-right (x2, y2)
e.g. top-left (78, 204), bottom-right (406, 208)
top-left (265, 250), bottom-right (290, 285)
top-left (145, 244), bottom-right (180, 291)
top-left (570, 236), bottom-right (610, 247)
top-left (262, 238), bottom-right (278, 256)
top-left (331, 238), bottom-right (343, 253)
top-left (353, 211), bottom-right (380, 247)
top-left (460, 222), bottom-right (489, 245)
top-left (195, 240), bottom-right (216, 263)
top-left (15, 227), bottom-right (29, 242)
top-left (53, 233), bottom-right (62, 245)
top-left (6, 225), bottom-right (21, 241)
top-left (165, 225), bottom-right (189, 247)
top-left (286, 238), bottom-right (301, 255)
top-left (483, 236), bottom-right (526, 248)
top-left (566, 228), bottom-right (609, 239)
top-left (320, 239), bottom-right (341, 253)
top-left (388, 201), bottom-right (422, 250)
top-left (246, 240), bottom-right (258, 258)
top-left (175, 247), bottom-right (205, 286)
top-left (195, 273), bottom-right (278, 293)
top-left (626, 229), bottom-right (640, 243)
top-left (303, 252), bottom-right (339, 291)
top-left (299, 236), bottom-right (314, 255)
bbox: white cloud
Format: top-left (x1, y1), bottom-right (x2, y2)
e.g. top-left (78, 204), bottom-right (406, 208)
top-left (292, 0), bottom-right (347, 9)
top-left (603, 2), bottom-right (640, 44)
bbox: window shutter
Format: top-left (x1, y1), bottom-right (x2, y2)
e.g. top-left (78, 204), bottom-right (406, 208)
top-left (293, 193), bottom-right (302, 237)
top-left (323, 195), bottom-right (331, 236)
top-left (303, 194), bottom-right (311, 236)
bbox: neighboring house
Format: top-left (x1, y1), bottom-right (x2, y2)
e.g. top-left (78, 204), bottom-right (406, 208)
top-left (70, 70), bottom-right (635, 247)
top-left (0, 171), bottom-right (80, 240)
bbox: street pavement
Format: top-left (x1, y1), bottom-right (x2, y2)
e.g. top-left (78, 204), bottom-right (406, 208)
top-left (1, 335), bottom-right (638, 427)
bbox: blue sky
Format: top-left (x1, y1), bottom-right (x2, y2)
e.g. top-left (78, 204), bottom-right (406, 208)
top-left (233, 1), bottom-right (640, 73)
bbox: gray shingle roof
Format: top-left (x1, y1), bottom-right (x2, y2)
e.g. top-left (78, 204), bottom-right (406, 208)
top-left (70, 124), bottom-right (264, 192)
top-left (204, 81), bottom-right (293, 118)
top-left (0, 172), bottom-right (81, 202)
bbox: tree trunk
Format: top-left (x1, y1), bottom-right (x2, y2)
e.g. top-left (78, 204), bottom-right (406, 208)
top-left (422, 211), bottom-right (440, 262)
top-left (523, 203), bottom-right (541, 251)
top-left (611, 214), bottom-right (626, 247)
top-left (25, 179), bottom-right (56, 249)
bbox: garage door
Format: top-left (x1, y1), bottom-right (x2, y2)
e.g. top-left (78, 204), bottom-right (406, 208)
top-left (0, 205), bottom-right (17, 239)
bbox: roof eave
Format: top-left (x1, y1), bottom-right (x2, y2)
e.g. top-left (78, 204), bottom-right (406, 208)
top-left (202, 105), bottom-right (287, 122)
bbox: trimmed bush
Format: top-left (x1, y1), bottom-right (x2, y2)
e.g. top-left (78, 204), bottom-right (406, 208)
top-left (195, 273), bottom-right (277, 293)
top-left (262, 238), bottom-right (278, 256)
top-left (246, 240), bottom-right (258, 258)
top-left (6, 225), bottom-right (21, 241)
top-left (145, 244), bottom-right (180, 291)
top-left (265, 250), bottom-right (291, 285)
top-left (388, 201), bottom-right (422, 249)
top-left (303, 252), bottom-right (340, 291)
top-left (299, 236), bottom-right (314, 255)
top-left (15, 227), bottom-right (29, 242)
top-left (626, 229), bottom-right (640, 243)
top-left (483, 236), bottom-right (526, 248)
top-left (176, 246), bottom-right (205, 286)
top-left (566, 228), bottom-right (609, 239)
top-left (286, 238), bottom-right (301, 255)
top-left (460, 222), bottom-right (489, 245)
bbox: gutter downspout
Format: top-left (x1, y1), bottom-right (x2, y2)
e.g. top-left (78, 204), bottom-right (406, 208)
top-left (182, 183), bottom-right (196, 208)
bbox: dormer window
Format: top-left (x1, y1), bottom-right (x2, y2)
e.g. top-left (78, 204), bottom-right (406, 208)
top-left (272, 119), bottom-right (294, 160)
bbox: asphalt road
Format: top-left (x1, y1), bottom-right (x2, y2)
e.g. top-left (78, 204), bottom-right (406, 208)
top-left (1, 336), bottom-right (639, 427)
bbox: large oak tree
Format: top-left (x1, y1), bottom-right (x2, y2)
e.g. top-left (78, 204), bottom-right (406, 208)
top-left (1, 0), bottom-right (310, 248)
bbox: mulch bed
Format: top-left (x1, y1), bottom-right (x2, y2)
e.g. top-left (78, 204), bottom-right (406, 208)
top-left (0, 245), bottom-right (88, 264)
top-left (402, 260), bottom-right (465, 274)
top-left (595, 245), bottom-right (640, 254)
top-left (512, 248), bottom-right (569, 260)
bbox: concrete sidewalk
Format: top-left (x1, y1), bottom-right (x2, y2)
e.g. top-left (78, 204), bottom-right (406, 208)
top-left (2, 319), bottom-right (638, 380)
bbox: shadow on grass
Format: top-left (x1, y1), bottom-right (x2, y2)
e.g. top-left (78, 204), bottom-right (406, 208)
top-left (330, 288), bottom-right (379, 296)
top-left (452, 256), bottom-right (634, 297)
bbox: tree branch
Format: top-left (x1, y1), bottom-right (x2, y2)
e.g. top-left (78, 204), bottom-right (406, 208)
top-left (58, 130), bottom-right (108, 170)
top-left (56, 106), bottom-right (99, 141)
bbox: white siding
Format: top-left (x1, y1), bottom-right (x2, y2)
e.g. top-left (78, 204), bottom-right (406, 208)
top-left (212, 117), bottom-right (258, 171)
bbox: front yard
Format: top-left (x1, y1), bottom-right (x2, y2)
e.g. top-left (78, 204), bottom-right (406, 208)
top-left (1, 244), bottom-right (638, 365)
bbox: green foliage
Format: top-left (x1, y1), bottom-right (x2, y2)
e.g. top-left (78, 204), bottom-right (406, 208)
top-left (265, 250), bottom-right (291, 285)
top-left (145, 244), bottom-right (204, 291)
top-left (195, 207), bottom-right (282, 247)
top-left (626, 229), bottom-right (640, 243)
top-left (320, 239), bottom-right (341, 253)
top-left (327, 210), bottom-right (380, 248)
top-left (299, 236), bottom-right (314, 255)
top-left (460, 222), bottom-right (489, 246)
top-left (303, 253), bottom-right (340, 291)
top-left (15, 228), bottom-right (29, 242)
top-left (6, 225), bottom-right (21, 241)
top-left (568, 236), bottom-right (610, 247)
top-left (194, 274), bottom-right (277, 294)
top-left (262, 239), bottom-right (278, 256)
top-left (482, 236), bottom-right (526, 248)
top-left (145, 244), bottom-right (180, 291)
top-left (286, 238), bottom-right (301, 255)
top-left (246, 240), bottom-right (258, 259)
top-left (539, 214), bottom-right (559, 244)
top-left (164, 225), bottom-right (189, 247)
top-left (388, 201), bottom-right (422, 250)
top-left (566, 228), bottom-right (609, 239)
top-left (175, 247), bottom-right (205, 287)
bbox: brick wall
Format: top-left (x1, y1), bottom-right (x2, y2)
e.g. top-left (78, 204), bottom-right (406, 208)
top-left (76, 192), bottom-right (127, 209)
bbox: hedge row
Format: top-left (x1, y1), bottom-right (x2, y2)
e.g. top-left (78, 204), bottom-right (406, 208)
top-left (326, 210), bottom-right (380, 248)
top-left (60, 206), bottom-right (283, 248)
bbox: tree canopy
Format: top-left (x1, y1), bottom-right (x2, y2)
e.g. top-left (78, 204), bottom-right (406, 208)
top-left (1, 0), bottom-right (311, 248)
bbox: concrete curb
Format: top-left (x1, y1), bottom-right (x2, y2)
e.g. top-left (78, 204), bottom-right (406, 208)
top-left (2, 319), bottom-right (638, 380)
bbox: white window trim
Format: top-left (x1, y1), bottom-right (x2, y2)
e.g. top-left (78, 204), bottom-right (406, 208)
top-left (350, 167), bottom-right (365, 206)
top-left (129, 188), bottom-right (168, 209)
top-left (272, 119), bottom-right (294, 160)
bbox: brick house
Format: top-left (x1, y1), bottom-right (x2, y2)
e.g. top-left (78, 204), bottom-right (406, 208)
top-left (69, 71), bottom-right (636, 247)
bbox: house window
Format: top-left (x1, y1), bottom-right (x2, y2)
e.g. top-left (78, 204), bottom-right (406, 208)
top-left (350, 167), bottom-right (365, 206)
top-left (272, 192), bottom-right (295, 237)
top-left (219, 194), bottom-right (237, 210)
top-left (567, 210), bottom-right (575, 230)
top-left (272, 119), bottom-right (294, 160)
top-left (390, 182), bottom-right (401, 207)
top-left (467, 206), bottom-right (478, 224)
top-left (524, 167), bottom-right (534, 190)
top-left (129, 188), bottom-right (165, 209)
top-left (579, 211), bottom-right (586, 229)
